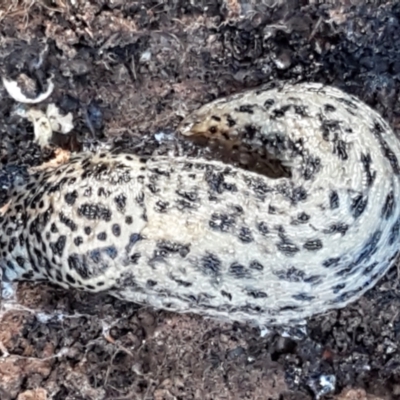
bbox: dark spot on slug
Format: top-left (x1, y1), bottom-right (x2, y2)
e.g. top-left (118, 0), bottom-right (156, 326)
top-left (324, 104), bottom-right (336, 112)
top-left (303, 239), bottom-right (323, 251)
top-left (114, 194), bottom-right (127, 212)
top-left (330, 191), bottom-right (339, 209)
top-left (209, 213), bottom-right (236, 232)
top-left (229, 262), bottom-right (248, 279)
top-left (50, 235), bottom-right (66, 257)
top-left (221, 290), bottom-right (232, 301)
top-left (154, 200), bottom-right (169, 213)
top-left (257, 221), bottom-right (269, 235)
top-left (78, 203), bottom-right (112, 222)
top-left (97, 232), bottom-right (107, 241)
top-left (332, 283), bottom-right (346, 294)
top-left (238, 226), bottom-right (254, 243)
top-left (59, 212), bottom-right (77, 232)
top-left (112, 224), bottom-right (121, 237)
top-left (323, 257), bottom-right (341, 268)
top-left (334, 140), bottom-right (348, 160)
top-left (294, 105), bottom-right (308, 116)
top-left (64, 191), bottom-right (78, 206)
top-left (226, 114), bottom-right (236, 127)
top-left (361, 153), bottom-right (376, 187)
top-left (323, 223), bottom-right (349, 236)
top-left (237, 104), bottom-right (254, 114)
top-left (147, 280), bottom-right (157, 287)
top-left (371, 121), bottom-right (400, 175)
top-left (351, 194), bottom-right (368, 219)
top-left (264, 99), bottom-right (275, 109)
top-left (292, 293), bottom-right (315, 301)
top-left (245, 289), bottom-right (268, 299)
top-left (74, 236), bottom-right (83, 246)
top-left (200, 253), bottom-right (221, 277)
top-left (382, 190), bottom-right (395, 220)
top-left (249, 260), bottom-right (264, 271)
top-left (277, 240), bottom-right (299, 256)
top-left (389, 217), bottom-right (400, 245)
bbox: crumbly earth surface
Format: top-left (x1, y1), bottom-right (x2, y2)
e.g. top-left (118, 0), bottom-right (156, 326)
top-left (1, 1), bottom-right (400, 399)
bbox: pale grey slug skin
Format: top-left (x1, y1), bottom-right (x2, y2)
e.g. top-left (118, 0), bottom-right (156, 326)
top-left (1, 82), bottom-right (400, 326)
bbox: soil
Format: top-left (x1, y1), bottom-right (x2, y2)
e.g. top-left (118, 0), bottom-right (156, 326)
top-left (1, 1), bottom-right (400, 399)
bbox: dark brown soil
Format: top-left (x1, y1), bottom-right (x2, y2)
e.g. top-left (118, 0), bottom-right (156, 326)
top-left (1, 1), bottom-right (400, 399)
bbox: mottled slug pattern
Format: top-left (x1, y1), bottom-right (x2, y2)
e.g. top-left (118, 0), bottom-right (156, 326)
top-left (1, 82), bottom-right (400, 326)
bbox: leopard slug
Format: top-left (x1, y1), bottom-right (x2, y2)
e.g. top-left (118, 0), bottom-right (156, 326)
top-left (1, 82), bottom-right (399, 326)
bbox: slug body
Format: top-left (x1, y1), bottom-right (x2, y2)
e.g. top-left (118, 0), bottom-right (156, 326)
top-left (1, 82), bottom-right (400, 326)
